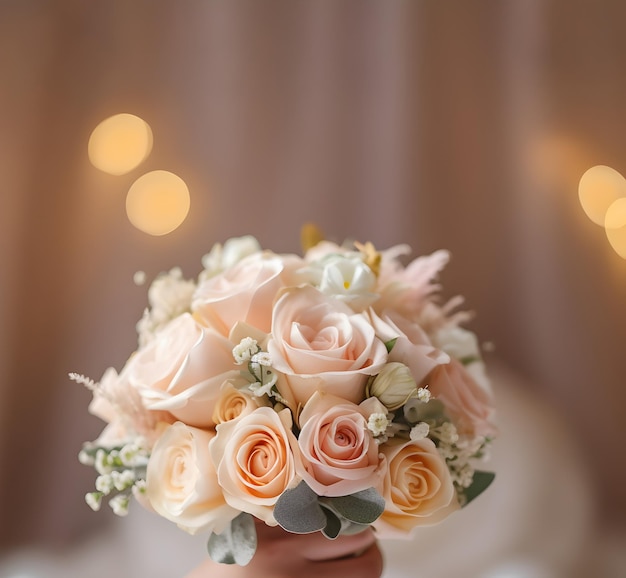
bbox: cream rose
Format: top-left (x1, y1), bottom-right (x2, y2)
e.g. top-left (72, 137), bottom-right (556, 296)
top-left (297, 392), bottom-right (386, 497)
top-left (268, 285), bottom-right (388, 408)
top-left (374, 437), bottom-right (459, 539)
top-left (192, 253), bottom-right (303, 336)
top-left (211, 381), bottom-right (270, 425)
top-left (426, 359), bottom-right (497, 438)
top-left (146, 422), bottom-right (238, 535)
top-left (125, 313), bottom-right (244, 428)
top-left (209, 407), bottom-right (302, 525)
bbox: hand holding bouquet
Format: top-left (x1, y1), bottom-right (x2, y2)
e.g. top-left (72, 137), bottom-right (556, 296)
top-left (74, 229), bottom-right (497, 566)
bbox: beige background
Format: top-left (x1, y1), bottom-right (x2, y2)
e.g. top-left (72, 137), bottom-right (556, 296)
top-left (0, 0), bottom-right (625, 562)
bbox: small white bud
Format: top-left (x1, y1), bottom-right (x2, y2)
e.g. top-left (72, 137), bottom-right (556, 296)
top-left (233, 337), bottom-right (259, 364)
top-left (95, 474), bottom-right (114, 495)
top-left (367, 362), bottom-right (418, 410)
top-left (78, 449), bottom-right (95, 466)
top-left (85, 492), bottom-right (103, 511)
top-left (106, 450), bottom-right (121, 467)
top-left (95, 449), bottom-right (110, 475)
top-left (367, 412), bottom-right (390, 437)
top-left (111, 469), bottom-right (135, 491)
top-left (410, 422), bottom-right (430, 441)
top-left (120, 444), bottom-right (138, 466)
top-left (132, 479), bottom-right (147, 496)
top-left (416, 387), bottom-right (431, 403)
top-left (251, 352), bottom-right (272, 366)
top-left (249, 381), bottom-right (274, 398)
top-left (438, 422), bottom-right (459, 445)
top-left (109, 494), bottom-right (130, 517)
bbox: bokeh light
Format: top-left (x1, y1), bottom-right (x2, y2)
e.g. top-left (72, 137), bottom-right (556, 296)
top-left (578, 165), bottom-right (626, 226)
top-left (126, 170), bottom-right (190, 236)
top-left (88, 113), bottom-right (153, 175)
top-left (604, 198), bottom-right (626, 259)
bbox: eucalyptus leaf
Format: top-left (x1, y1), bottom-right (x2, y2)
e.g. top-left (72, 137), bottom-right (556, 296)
top-left (320, 504), bottom-right (342, 539)
top-left (323, 487), bottom-right (385, 525)
top-left (463, 471), bottom-right (495, 506)
top-left (338, 520), bottom-right (371, 535)
top-left (207, 512), bottom-right (257, 566)
top-left (274, 481), bottom-right (327, 534)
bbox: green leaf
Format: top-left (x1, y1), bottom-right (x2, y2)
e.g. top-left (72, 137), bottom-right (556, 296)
top-left (320, 505), bottom-right (342, 539)
top-left (207, 512), bottom-right (257, 566)
top-left (323, 487), bottom-right (385, 525)
top-left (384, 338), bottom-right (398, 353)
top-left (274, 481), bottom-right (327, 534)
top-left (463, 471), bottom-right (495, 506)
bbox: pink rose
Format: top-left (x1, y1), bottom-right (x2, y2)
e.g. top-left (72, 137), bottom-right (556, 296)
top-left (374, 437), bottom-right (459, 539)
top-left (369, 310), bottom-right (450, 388)
top-left (426, 359), bottom-right (497, 438)
top-left (146, 422), bottom-right (239, 535)
top-left (192, 253), bottom-right (303, 336)
top-left (297, 392), bottom-right (386, 497)
top-left (268, 285), bottom-right (388, 408)
top-left (125, 313), bottom-right (244, 428)
top-left (209, 407), bottom-right (302, 525)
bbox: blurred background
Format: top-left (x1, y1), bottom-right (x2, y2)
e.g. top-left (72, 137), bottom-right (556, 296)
top-left (1, 1), bottom-right (626, 576)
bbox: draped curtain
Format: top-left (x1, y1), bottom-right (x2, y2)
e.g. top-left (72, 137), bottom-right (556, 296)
top-left (1, 0), bottom-right (625, 549)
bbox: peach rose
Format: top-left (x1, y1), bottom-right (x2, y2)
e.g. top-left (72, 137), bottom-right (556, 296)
top-left (268, 285), bottom-right (388, 408)
top-left (426, 359), bottom-right (497, 438)
top-left (374, 437), bottom-right (459, 539)
top-left (146, 422), bottom-right (239, 535)
top-left (125, 313), bottom-right (244, 428)
top-left (369, 310), bottom-right (450, 388)
top-left (297, 392), bottom-right (386, 497)
top-left (211, 381), bottom-right (270, 425)
top-left (192, 253), bottom-right (303, 336)
top-left (209, 407), bottom-right (302, 525)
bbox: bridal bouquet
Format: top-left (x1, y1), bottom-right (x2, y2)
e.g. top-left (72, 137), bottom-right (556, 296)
top-left (74, 229), bottom-right (497, 565)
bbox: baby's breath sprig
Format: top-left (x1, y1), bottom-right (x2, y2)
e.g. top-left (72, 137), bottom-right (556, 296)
top-left (430, 425), bottom-right (493, 505)
top-left (232, 338), bottom-right (288, 407)
top-left (81, 442), bottom-right (149, 517)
